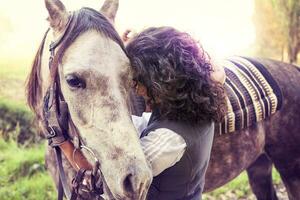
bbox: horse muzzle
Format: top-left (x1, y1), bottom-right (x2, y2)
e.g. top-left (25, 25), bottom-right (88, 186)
top-left (100, 157), bottom-right (152, 200)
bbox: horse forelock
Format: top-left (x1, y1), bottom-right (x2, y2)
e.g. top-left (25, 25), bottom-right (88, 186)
top-left (26, 7), bottom-right (126, 123)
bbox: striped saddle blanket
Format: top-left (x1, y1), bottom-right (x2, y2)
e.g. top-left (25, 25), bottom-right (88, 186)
top-left (216, 57), bottom-right (283, 135)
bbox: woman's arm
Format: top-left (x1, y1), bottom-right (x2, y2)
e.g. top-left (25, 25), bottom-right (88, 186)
top-left (140, 128), bottom-right (186, 176)
top-left (132, 114), bottom-right (186, 176)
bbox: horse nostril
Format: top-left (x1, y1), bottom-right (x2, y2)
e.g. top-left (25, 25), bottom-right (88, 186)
top-left (121, 165), bottom-right (151, 198)
top-left (123, 173), bottom-right (135, 195)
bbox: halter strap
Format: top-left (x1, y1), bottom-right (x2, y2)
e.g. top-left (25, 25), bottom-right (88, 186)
top-left (43, 15), bottom-right (74, 199)
top-left (49, 13), bottom-right (74, 56)
top-left (43, 12), bottom-right (103, 200)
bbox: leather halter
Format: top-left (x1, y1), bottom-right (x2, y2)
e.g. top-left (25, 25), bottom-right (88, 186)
top-left (42, 13), bottom-right (103, 200)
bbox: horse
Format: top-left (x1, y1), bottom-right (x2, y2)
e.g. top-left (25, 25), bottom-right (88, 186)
top-left (26, 1), bottom-right (300, 200)
top-left (130, 57), bottom-right (300, 200)
top-left (204, 58), bottom-right (300, 200)
top-left (26, 0), bottom-right (152, 199)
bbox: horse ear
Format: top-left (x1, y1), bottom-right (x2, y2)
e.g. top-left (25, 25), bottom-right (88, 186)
top-left (100, 0), bottom-right (119, 24)
top-left (45, 0), bottom-right (69, 32)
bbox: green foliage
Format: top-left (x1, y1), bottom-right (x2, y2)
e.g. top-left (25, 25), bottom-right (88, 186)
top-left (0, 61), bottom-right (41, 146)
top-left (0, 97), bottom-right (40, 146)
top-left (215, 173), bottom-right (249, 195)
top-left (0, 138), bottom-right (56, 200)
top-left (254, 0), bottom-right (300, 63)
top-left (203, 170), bottom-right (282, 199)
top-left (0, 173), bottom-right (56, 200)
top-left (253, 0), bottom-right (286, 59)
top-left (0, 59), bottom-right (42, 146)
top-left (272, 0), bottom-right (300, 63)
top-left (0, 138), bottom-right (284, 200)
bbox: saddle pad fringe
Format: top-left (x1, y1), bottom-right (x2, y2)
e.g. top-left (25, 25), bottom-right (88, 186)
top-left (216, 57), bottom-right (283, 135)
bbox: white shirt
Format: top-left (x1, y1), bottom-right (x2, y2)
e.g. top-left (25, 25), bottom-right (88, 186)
top-left (132, 113), bottom-right (187, 176)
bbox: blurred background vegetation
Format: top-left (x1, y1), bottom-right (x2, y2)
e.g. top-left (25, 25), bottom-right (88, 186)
top-left (254, 0), bottom-right (300, 64)
top-left (0, 0), bottom-right (299, 199)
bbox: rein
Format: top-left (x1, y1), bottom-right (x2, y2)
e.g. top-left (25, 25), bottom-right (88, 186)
top-left (42, 13), bottom-right (104, 200)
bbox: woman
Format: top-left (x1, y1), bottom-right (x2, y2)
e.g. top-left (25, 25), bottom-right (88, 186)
top-left (127, 27), bottom-right (226, 200)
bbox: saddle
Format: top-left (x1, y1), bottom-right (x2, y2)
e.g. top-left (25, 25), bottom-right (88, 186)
top-left (215, 56), bottom-right (283, 135)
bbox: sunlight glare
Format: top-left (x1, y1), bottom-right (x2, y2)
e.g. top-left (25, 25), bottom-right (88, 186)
top-left (0, 0), bottom-right (255, 63)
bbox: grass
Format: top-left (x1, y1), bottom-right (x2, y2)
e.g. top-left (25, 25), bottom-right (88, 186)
top-left (203, 169), bottom-right (282, 200)
top-left (0, 62), bottom-right (39, 146)
top-left (0, 137), bottom-right (283, 200)
top-left (0, 96), bottom-right (39, 146)
top-left (0, 138), bottom-right (56, 200)
top-left (0, 58), bottom-right (56, 200)
top-left (204, 173), bottom-right (252, 199)
top-left (0, 60), bottom-right (56, 199)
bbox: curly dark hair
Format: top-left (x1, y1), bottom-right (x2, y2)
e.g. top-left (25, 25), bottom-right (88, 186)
top-left (126, 27), bottom-right (227, 123)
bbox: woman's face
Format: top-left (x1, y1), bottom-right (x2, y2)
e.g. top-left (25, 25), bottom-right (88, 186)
top-left (133, 81), bottom-right (153, 112)
top-left (133, 81), bottom-right (148, 98)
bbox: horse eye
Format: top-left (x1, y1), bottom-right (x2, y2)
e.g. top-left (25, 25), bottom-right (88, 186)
top-left (65, 74), bottom-right (86, 89)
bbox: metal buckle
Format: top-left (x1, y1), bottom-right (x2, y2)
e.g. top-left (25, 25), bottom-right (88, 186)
top-left (47, 126), bottom-right (57, 138)
top-left (72, 145), bottom-right (99, 170)
top-left (72, 146), bottom-right (103, 197)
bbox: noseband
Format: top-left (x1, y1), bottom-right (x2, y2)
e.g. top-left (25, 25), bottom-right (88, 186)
top-left (42, 13), bottom-right (104, 200)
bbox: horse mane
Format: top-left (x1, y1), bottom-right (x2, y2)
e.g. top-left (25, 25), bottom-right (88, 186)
top-left (26, 7), bottom-right (126, 121)
top-left (25, 30), bottom-right (48, 119)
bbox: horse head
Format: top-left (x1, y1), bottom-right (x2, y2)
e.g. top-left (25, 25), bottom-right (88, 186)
top-left (27, 0), bottom-right (152, 199)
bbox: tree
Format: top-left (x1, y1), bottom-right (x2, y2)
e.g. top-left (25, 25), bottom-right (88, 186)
top-left (272, 0), bottom-right (300, 63)
top-left (254, 0), bottom-right (300, 64)
top-left (253, 0), bottom-right (286, 60)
